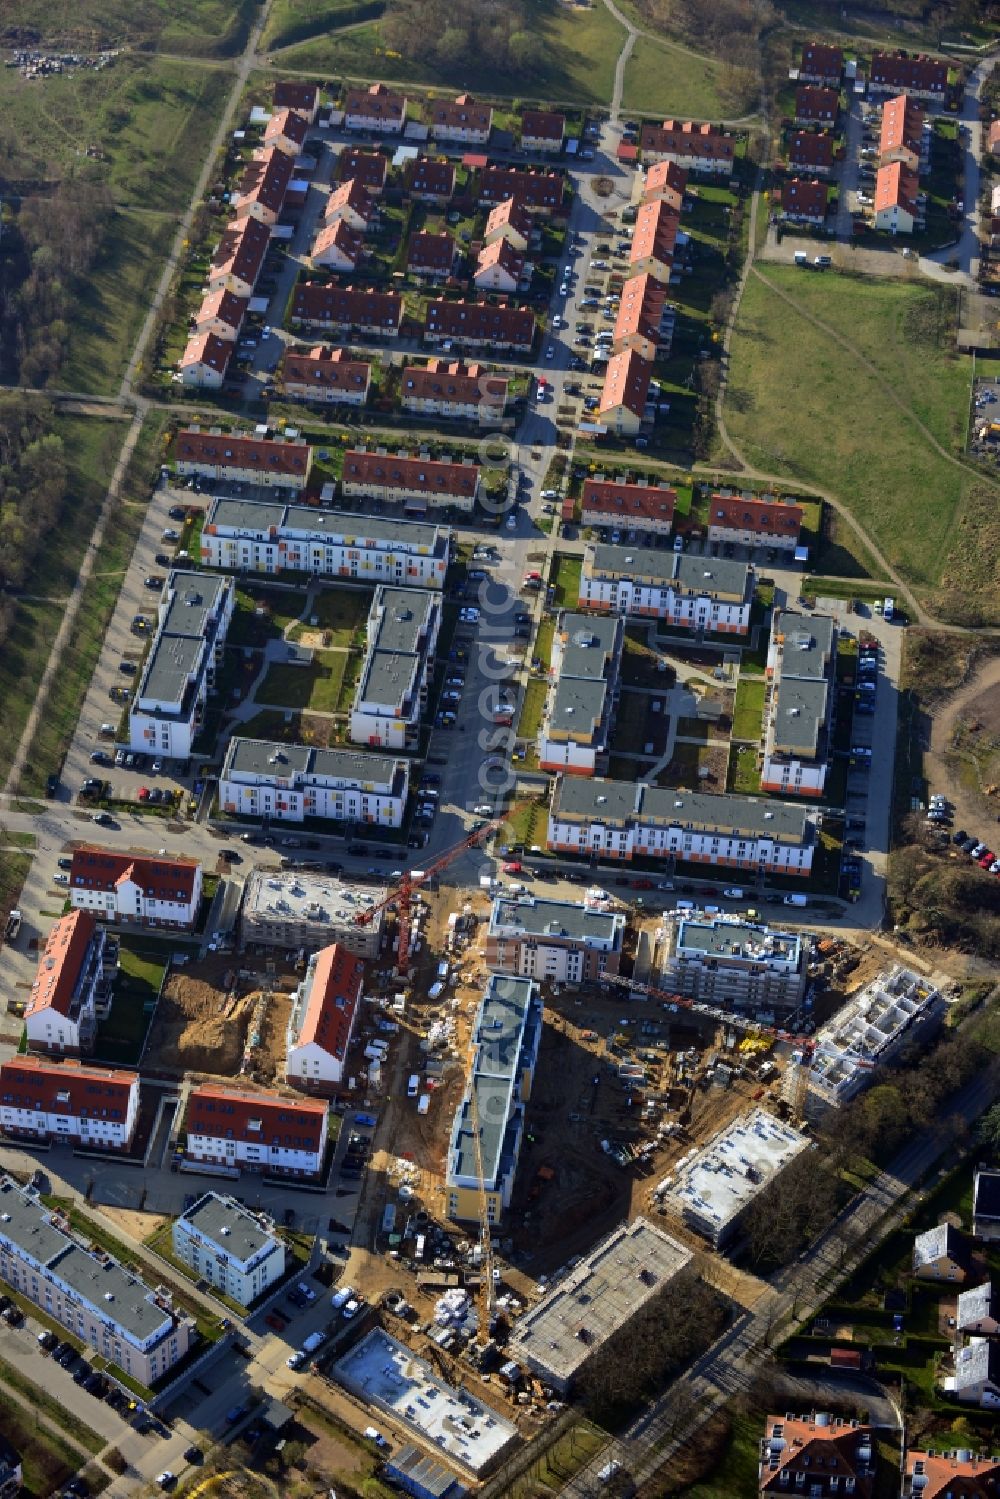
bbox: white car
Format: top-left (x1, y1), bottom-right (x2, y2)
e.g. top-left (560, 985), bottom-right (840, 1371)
top-left (545, 345), bottom-right (555, 359)
top-left (723, 887), bottom-right (745, 900)
top-left (541, 488), bottom-right (559, 499)
top-left (459, 607), bottom-right (480, 622)
top-left (536, 384), bottom-right (547, 401)
top-left (53, 873), bottom-right (68, 885)
top-left (552, 315), bottom-right (564, 328)
top-left (506, 514), bottom-right (517, 530)
top-left (156, 1477), bottom-right (175, 1492)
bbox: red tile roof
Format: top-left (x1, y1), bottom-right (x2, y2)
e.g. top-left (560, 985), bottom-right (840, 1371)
top-left (478, 167), bottom-right (566, 210)
top-left (870, 50), bottom-right (947, 93)
top-left (294, 943), bottom-right (364, 1059)
top-left (175, 427), bottom-right (311, 479)
top-left (643, 158), bottom-right (688, 206)
top-left (0, 1056), bottom-right (138, 1114)
top-left (69, 846), bottom-right (201, 903)
top-left (408, 157), bottom-right (456, 198)
top-left (710, 494), bottom-right (804, 537)
top-left (830, 1348), bottom-right (862, 1368)
top-left (614, 272), bottom-right (670, 347)
top-left (338, 149), bottom-right (389, 190)
top-left (880, 93), bottom-right (924, 158)
top-left (989, 120), bottom-right (1000, 153)
top-left (313, 217), bottom-right (363, 264)
top-left (343, 449), bottom-right (479, 498)
top-left (795, 84), bottom-right (839, 121)
top-left (424, 298), bottom-right (534, 346)
top-left (800, 40), bottom-right (843, 79)
top-left (475, 237), bottom-right (523, 281)
top-left (904, 1451), bottom-right (1000, 1499)
top-left (273, 80), bottom-right (319, 117)
top-left (430, 94), bottom-right (493, 133)
top-left (599, 349), bottom-right (653, 420)
top-left (407, 231), bottom-right (457, 271)
top-left (875, 159), bottom-right (919, 216)
top-left (26, 912), bottom-right (99, 1020)
top-left (402, 359), bottom-right (508, 407)
top-left (325, 176), bottom-right (375, 222)
top-left (344, 81), bottom-right (406, 123)
top-left (210, 215), bottom-right (270, 289)
top-left (640, 119), bottom-right (734, 164)
top-left (630, 198), bottom-right (679, 268)
top-left (617, 141), bottom-right (639, 162)
top-left (282, 346), bottom-right (371, 396)
top-left (187, 1083), bottom-right (328, 1152)
top-left (485, 196), bottom-right (532, 241)
top-left (788, 130), bottom-right (835, 170)
top-left (780, 177), bottom-right (829, 218)
top-left (235, 146), bottom-right (293, 217)
top-left (760, 1415), bottom-right (875, 1498)
top-left (582, 478), bottom-right (677, 525)
top-left (179, 331), bottom-right (233, 378)
top-left (521, 109), bottom-right (565, 141)
top-left (264, 107), bottom-right (308, 151)
top-left (291, 283), bottom-right (403, 330)
top-left (195, 287), bottom-right (248, 335)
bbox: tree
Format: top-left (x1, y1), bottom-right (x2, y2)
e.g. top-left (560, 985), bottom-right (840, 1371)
top-left (745, 1151), bottom-right (838, 1267)
top-left (978, 1102), bottom-right (1000, 1153)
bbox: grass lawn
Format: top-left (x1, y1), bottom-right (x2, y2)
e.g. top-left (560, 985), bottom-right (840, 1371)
top-left (517, 679), bottom-right (548, 743)
top-left (263, 0), bottom-right (382, 48)
top-left (95, 944), bottom-right (165, 1064)
top-left (685, 1412), bottom-right (763, 1499)
top-left (535, 616), bottom-right (556, 670)
top-left (729, 741), bottom-right (762, 794)
top-left (732, 676), bottom-right (766, 741)
top-left (724, 266), bottom-right (1000, 625)
top-left (0, 601), bottom-right (66, 790)
top-left (4, 0), bottom-right (257, 55)
top-left (502, 797), bottom-right (548, 849)
top-left (287, 586), bottom-right (372, 648)
top-left (621, 35), bottom-right (735, 118)
top-left (275, 0), bottom-right (626, 104)
top-left (258, 652), bottom-right (349, 713)
top-left (550, 553), bottom-right (582, 609)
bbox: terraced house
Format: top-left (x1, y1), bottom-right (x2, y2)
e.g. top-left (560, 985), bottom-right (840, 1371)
top-left (350, 587), bottom-right (442, 750)
top-left (342, 448), bottom-right (480, 514)
top-left (579, 543), bottom-right (753, 634)
top-left (69, 847), bottom-right (203, 928)
top-left (760, 610), bottom-right (837, 798)
top-left (548, 777), bottom-right (817, 875)
top-left (23, 911), bottom-right (115, 1057)
top-left (639, 119), bottom-right (735, 175)
top-left (429, 93), bottom-right (493, 144)
top-left (423, 298), bottom-right (535, 352)
top-left (174, 428), bottom-right (312, 491)
top-left (343, 81), bottom-right (407, 134)
top-left (0, 1057), bottom-right (139, 1152)
top-left (280, 346), bottom-right (372, 405)
top-left (707, 491), bottom-right (804, 552)
top-left (537, 612), bottom-right (624, 776)
top-left (184, 1084), bottom-right (329, 1178)
top-left (400, 360), bottom-right (508, 422)
top-left (290, 284), bottom-right (402, 338)
top-left (581, 476), bottom-right (677, 535)
top-left (220, 738), bottom-right (411, 827)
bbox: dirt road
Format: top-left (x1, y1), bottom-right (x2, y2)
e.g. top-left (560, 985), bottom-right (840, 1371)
top-left (924, 654), bottom-right (1000, 837)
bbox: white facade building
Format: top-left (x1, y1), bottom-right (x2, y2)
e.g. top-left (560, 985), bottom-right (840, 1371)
top-left (350, 587), bottom-right (442, 751)
top-left (0, 1057), bottom-right (139, 1152)
top-left (69, 847), bottom-right (202, 929)
top-left (23, 911), bottom-right (115, 1057)
top-left (579, 544), bottom-right (753, 635)
top-left (761, 611), bottom-right (837, 799)
top-left (172, 1193), bottom-right (286, 1307)
top-left (128, 570), bottom-right (235, 760)
top-left (221, 738), bottom-right (410, 828)
top-left (184, 1084), bottom-right (329, 1179)
top-left (537, 612), bottom-right (623, 776)
top-left (286, 943), bottom-right (365, 1093)
top-left (485, 896), bottom-right (625, 983)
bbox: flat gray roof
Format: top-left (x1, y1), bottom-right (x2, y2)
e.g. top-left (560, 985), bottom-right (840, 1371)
top-left (224, 737), bottom-right (403, 790)
top-left (552, 776), bottom-right (639, 825)
top-left (661, 1108), bottom-right (809, 1237)
top-left (770, 677), bottom-right (829, 755)
top-left (773, 611), bottom-right (835, 680)
top-left (587, 545), bottom-right (750, 600)
top-left (210, 497), bottom-right (286, 532)
top-left (451, 975), bottom-right (540, 1188)
top-left (140, 632), bottom-right (203, 710)
top-left (550, 676), bottom-right (607, 733)
top-left (161, 571), bottom-right (229, 639)
top-left (508, 1219), bottom-right (692, 1384)
top-left (559, 613), bottom-right (621, 680)
top-left (676, 919), bottom-right (801, 964)
top-left (206, 496), bottom-right (446, 554)
top-left (371, 588), bottom-right (437, 654)
top-left (0, 1179), bottom-right (70, 1265)
top-left (181, 1192), bottom-right (275, 1265)
top-left (590, 542), bottom-right (672, 584)
top-left (553, 777), bottom-right (811, 843)
top-left (673, 552), bottom-right (751, 601)
top-left (362, 651), bottom-right (420, 711)
top-left (490, 896), bottom-right (623, 946)
top-left (474, 974), bottom-right (538, 1077)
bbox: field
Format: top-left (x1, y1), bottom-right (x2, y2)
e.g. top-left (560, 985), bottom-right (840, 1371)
top-left (723, 267), bottom-right (1000, 625)
top-left (1, 0), bottom-right (256, 55)
top-left (274, 0), bottom-right (627, 104)
top-left (621, 35), bottom-right (736, 119)
top-left (262, 0), bottom-right (384, 49)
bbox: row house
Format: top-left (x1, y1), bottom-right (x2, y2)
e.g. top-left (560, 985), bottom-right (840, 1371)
top-left (173, 1193), bottom-right (285, 1308)
top-left (324, 176), bottom-right (375, 233)
top-left (286, 942), bottom-right (365, 1092)
top-left (193, 286), bottom-right (247, 342)
top-left (273, 79), bottom-right (320, 123)
top-left (547, 776), bottom-right (816, 875)
top-left (707, 491), bottom-right (804, 551)
top-left (474, 236), bottom-right (524, 293)
top-left (174, 426), bottom-right (313, 489)
top-left (613, 272), bottom-right (676, 361)
top-left (639, 119), bottom-right (735, 175)
top-left (905, 1450), bottom-right (1000, 1499)
top-left (400, 359), bottom-right (509, 421)
top-left (178, 331), bottom-right (232, 389)
top-left (581, 475), bottom-right (677, 534)
top-left (312, 216), bottom-right (363, 271)
top-left (579, 541), bottom-right (753, 634)
top-left (429, 93), bottom-right (493, 144)
top-left (795, 84), bottom-right (839, 124)
top-left (537, 611), bottom-right (624, 776)
top-left (281, 345), bottom-right (372, 405)
top-left (642, 157), bottom-right (688, 212)
top-left (485, 895), bottom-right (625, 984)
top-left (761, 609), bottom-right (837, 798)
top-left (598, 348), bottom-right (654, 435)
top-left (344, 81), bottom-right (407, 134)
top-left (869, 50), bottom-right (948, 101)
top-left (0, 1177), bottom-right (193, 1386)
top-left (780, 177), bottom-right (829, 224)
top-left (342, 448), bottom-right (480, 514)
top-left (406, 156), bottom-right (455, 203)
top-left (630, 197), bottom-right (679, 281)
top-left (0, 1057), bottom-right (139, 1152)
top-left (799, 40), bottom-right (844, 86)
top-left (184, 1083), bottom-right (329, 1178)
top-left (424, 298), bottom-right (535, 352)
top-left (484, 196), bottom-right (532, 254)
top-left (521, 109), bottom-right (565, 153)
top-left (879, 93), bottom-right (925, 173)
top-left (350, 586), bottom-right (442, 751)
top-left (234, 146), bottom-right (293, 226)
top-left (200, 495), bottom-right (450, 586)
top-left (220, 737), bottom-right (411, 827)
top-left (338, 147), bottom-right (388, 193)
top-left (263, 105), bottom-right (308, 157)
top-left (24, 911), bottom-right (115, 1058)
top-left (787, 129), bottom-right (835, 175)
top-left (759, 1414), bottom-right (875, 1498)
top-left (70, 846), bottom-right (203, 929)
top-left (290, 283), bottom-right (403, 338)
top-left (874, 161), bottom-right (919, 233)
top-left (406, 230), bottom-right (459, 282)
top-left (208, 215), bottom-right (271, 299)
top-left (128, 568), bottom-right (235, 760)
top-left (478, 166), bottom-right (566, 214)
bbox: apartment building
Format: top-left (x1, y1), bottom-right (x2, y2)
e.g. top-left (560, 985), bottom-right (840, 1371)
top-left (290, 284), bottom-right (402, 338)
top-left (174, 428), bottom-right (312, 491)
top-left (485, 895), bottom-right (625, 984)
top-left (759, 1414), bottom-right (875, 1498)
top-left (128, 569), bottom-right (235, 759)
top-left (613, 273), bottom-right (677, 361)
top-left (905, 1451), bottom-right (1000, 1499)
top-left (208, 215), bottom-right (270, 298)
top-left (760, 610), bottom-right (836, 798)
top-left (242, 870), bottom-right (386, 958)
top-left (344, 81), bottom-right (407, 133)
top-left (200, 496), bottom-right (449, 586)
top-left (69, 846), bottom-right (203, 929)
top-left (474, 237), bottom-right (524, 293)
top-left (879, 94), bottom-right (925, 172)
top-left (0, 1176), bottom-right (193, 1385)
top-left (178, 331), bottom-right (232, 389)
top-left (400, 360), bottom-right (509, 422)
top-left (639, 119), bottom-right (735, 174)
top-left (172, 1193), bottom-right (285, 1307)
top-left (221, 738), bottom-right (410, 827)
top-left (537, 611), bottom-right (623, 776)
top-left (342, 449), bottom-right (480, 515)
top-left (350, 586), bottom-right (441, 750)
top-left (548, 776), bottom-right (817, 876)
top-left (24, 912), bottom-right (115, 1057)
top-left (429, 93), bottom-right (493, 143)
top-left (281, 346), bottom-right (371, 405)
top-left (707, 491), bottom-right (804, 552)
top-left (263, 106), bottom-right (308, 157)
top-left (286, 942), bottom-right (365, 1092)
top-left (477, 167), bottom-right (566, 213)
top-left (581, 476), bottom-right (676, 535)
top-left (579, 543), bottom-right (753, 634)
top-left (184, 1084), bottom-right (329, 1178)
top-left (0, 1057), bottom-right (139, 1152)
top-left (629, 198), bottom-right (679, 281)
top-left (423, 298), bottom-right (535, 352)
top-left (446, 975), bottom-right (542, 1223)
top-left (662, 917), bottom-right (806, 1014)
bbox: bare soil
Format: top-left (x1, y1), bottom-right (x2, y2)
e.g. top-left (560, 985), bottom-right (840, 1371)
top-left (926, 655), bottom-right (1000, 838)
top-left (144, 956), bottom-right (295, 1078)
top-left (100, 1206), bottom-right (167, 1243)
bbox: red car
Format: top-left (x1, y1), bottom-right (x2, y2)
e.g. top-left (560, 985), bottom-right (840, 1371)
top-left (137, 787), bottom-right (150, 802)
top-left (979, 851), bottom-right (996, 868)
top-left (502, 861), bottom-right (522, 874)
top-left (632, 878), bottom-right (653, 890)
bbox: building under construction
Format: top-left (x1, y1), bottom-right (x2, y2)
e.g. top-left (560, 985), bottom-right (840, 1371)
top-left (241, 870), bottom-right (387, 958)
top-left (660, 915), bottom-right (806, 1014)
